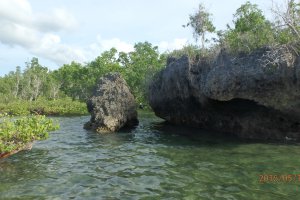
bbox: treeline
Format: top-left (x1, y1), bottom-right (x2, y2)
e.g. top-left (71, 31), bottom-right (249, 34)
top-left (0, 42), bottom-right (165, 111)
top-left (54, 42), bottom-right (165, 102)
top-left (0, 58), bottom-right (60, 102)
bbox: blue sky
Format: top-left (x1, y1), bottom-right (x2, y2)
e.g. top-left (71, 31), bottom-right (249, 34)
top-left (0, 0), bottom-right (279, 76)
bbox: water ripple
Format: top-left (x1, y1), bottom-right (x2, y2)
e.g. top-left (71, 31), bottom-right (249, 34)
top-left (1, 113), bottom-right (300, 199)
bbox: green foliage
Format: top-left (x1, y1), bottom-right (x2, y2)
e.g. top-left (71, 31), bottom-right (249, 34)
top-left (0, 101), bottom-right (30, 116)
top-left (180, 1), bottom-right (300, 58)
top-left (272, 0), bottom-right (300, 45)
top-left (0, 58), bottom-right (62, 102)
top-left (0, 98), bottom-right (88, 116)
top-left (233, 1), bottom-right (266, 33)
top-left (167, 44), bottom-right (200, 59)
top-left (122, 42), bottom-right (166, 103)
top-left (30, 97), bottom-right (88, 116)
top-left (52, 62), bottom-right (91, 100)
top-left (0, 115), bottom-right (59, 153)
top-left (0, 42), bottom-right (165, 112)
top-left (222, 1), bottom-right (275, 54)
top-left (54, 42), bottom-right (165, 104)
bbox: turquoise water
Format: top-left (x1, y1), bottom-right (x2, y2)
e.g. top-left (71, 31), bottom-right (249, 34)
top-left (1, 112), bottom-right (300, 199)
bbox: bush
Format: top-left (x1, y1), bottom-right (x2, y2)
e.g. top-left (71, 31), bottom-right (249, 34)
top-left (31, 97), bottom-right (88, 116)
top-left (0, 115), bottom-right (59, 154)
top-left (0, 97), bottom-right (88, 116)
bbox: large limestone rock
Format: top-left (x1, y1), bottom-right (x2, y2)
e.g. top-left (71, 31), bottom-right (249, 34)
top-left (148, 46), bottom-right (300, 141)
top-left (84, 73), bottom-right (138, 133)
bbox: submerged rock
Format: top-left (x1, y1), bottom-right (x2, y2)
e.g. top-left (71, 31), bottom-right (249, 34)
top-left (148, 46), bottom-right (300, 141)
top-left (84, 73), bottom-right (138, 133)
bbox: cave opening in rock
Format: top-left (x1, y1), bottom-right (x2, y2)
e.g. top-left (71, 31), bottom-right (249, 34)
top-left (205, 98), bottom-right (269, 114)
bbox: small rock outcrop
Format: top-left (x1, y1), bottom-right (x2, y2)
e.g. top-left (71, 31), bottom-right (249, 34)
top-left (148, 45), bottom-right (300, 141)
top-left (84, 73), bottom-right (138, 133)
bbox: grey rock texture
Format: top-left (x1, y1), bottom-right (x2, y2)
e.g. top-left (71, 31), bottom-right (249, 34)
top-left (84, 73), bottom-right (138, 133)
top-left (149, 46), bottom-right (300, 141)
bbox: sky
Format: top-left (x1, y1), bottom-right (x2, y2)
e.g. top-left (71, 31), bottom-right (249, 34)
top-left (0, 0), bottom-right (281, 76)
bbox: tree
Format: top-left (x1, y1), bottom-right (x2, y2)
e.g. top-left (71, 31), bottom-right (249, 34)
top-left (89, 48), bottom-right (121, 75)
top-left (20, 58), bottom-right (49, 101)
top-left (44, 73), bottom-right (61, 100)
top-left (0, 59), bottom-right (60, 102)
top-left (272, 0), bottom-right (300, 43)
top-left (53, 62), bottom-right (87, 100)
top-left (233, 1), bottom-right (267, 33)
top-left (0, 73), bottom-right (15, 102)
top-left (124, 42), bottom-right (165, 103)
top-left (0, 67), bottom-right (22, 99)
top-left (12, 66), bottom-right (21, 98)
top-left (185, 3), bottom-right (215, 49)
top-left (223, 1), bottom-right (274, 53)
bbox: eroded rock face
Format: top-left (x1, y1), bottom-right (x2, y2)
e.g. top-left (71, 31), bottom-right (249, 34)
top-left (148, 46), bottom-right (300, 141)
top-left (84, 73), bottom-right (138, 133)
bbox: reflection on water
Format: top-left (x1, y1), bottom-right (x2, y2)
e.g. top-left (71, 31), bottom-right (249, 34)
top-left (1, 112), bottom-right (300, 199)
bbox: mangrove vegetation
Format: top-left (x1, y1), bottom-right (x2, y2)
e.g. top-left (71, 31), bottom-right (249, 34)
top-left (0, 114), bottom-right (59, 157)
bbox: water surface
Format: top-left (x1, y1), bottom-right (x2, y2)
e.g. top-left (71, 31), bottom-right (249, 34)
top-left (1, 112), bottom-right (300, 199)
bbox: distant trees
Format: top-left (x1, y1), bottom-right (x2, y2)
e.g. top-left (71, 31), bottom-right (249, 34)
top-left (53, 61), bottom-right (90, 100)
top-left (0, 42), bottom-right (166, 105)
top-left (0, 58), bottom-right (59, 102)
top-left (24, 58), bottom-right (48, 101)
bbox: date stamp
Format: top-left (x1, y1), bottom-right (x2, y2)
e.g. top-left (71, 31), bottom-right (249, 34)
top-left (259, 174), bottom-right (300, 183)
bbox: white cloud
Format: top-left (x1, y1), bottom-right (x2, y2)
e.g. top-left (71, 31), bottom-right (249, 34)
top-left (0, 0), bottom-right (138, 66)
top-left (95, 35), bottom-right (134, 53)
top-left (0, 0), bottom-right (189, 67)
top-left (86, 36), bottom-right (189, 61)
top-left (0, 0), bottom-right (32, 25)
top-left (32, 34), bottom-right (86, 64)
top-left (35, 8), bottom-right (78, 32)
top-left (86, 36), bottom-right (190, 62)
top-left (85, 35), bottom-right (135, 61)
top-left (158, 38), bottom-right (188, 52)
top-left (0, 0), bottom-right (82, 65)
top-left (0, 20), bottom-right (37, 48)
